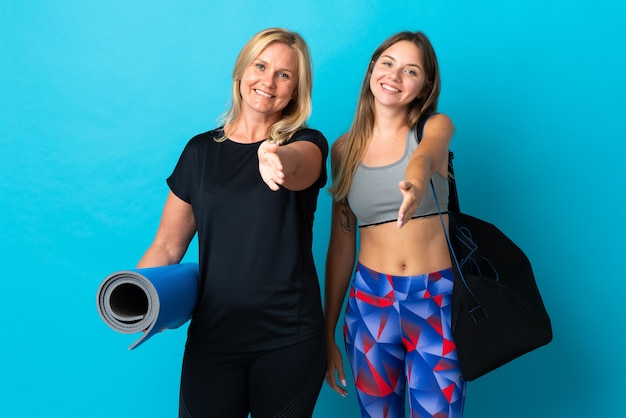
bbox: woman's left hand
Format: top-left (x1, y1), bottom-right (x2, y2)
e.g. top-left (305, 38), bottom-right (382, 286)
top-left (258, 140), bottom-right (285, 191)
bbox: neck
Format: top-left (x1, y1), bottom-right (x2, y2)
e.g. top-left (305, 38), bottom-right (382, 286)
top-left (372, 106), bottom-right (410, 140)
top-left (228, 112), bottom-right (280, 143)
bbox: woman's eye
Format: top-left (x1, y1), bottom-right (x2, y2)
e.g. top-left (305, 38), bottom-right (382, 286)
top-left (406, 69), bottom-right (416, 76)
top-left (277, 72), bottom-right (290, 79)
top-left (255, 63), bottom-right (265, 70)
top-left (382, 61), bottom-right (392, 67)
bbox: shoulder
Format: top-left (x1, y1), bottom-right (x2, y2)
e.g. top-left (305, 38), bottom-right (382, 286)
top-left (329, 133), bottom-right (349, 168)
top-left (188, 128), bottom-right (222, 144)
top-left (290, 127), bottom-right (327, 143)
top-left (289, 128), bottom-right (329, 154)
top-left (423, 113), bottom-right (454, 132)
top-left (415, 113), bottom-right (454, 144)
top-left (182, 128), bottom-right (222, 151)
top-left (331, 133), bottom-right (348, 156)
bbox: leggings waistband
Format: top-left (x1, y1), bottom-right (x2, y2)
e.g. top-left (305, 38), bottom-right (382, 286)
top-left (353, 262), bottom-right (454, 301)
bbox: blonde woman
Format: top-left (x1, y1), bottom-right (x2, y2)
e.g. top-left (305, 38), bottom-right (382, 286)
top-left (138, 28), bottom-right (328, 417)
top-left (324, 31), bottom-right (466, 417)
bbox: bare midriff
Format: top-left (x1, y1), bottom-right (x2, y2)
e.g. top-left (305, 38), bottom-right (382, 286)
top-left (357, 214), bottom-right (452, 277)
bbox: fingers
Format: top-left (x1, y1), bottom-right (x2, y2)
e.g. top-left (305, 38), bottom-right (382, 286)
top-left (397, 197), bottom-right (412, 228)
top-left (325, 368), bottom-right (348, 397)
top-left (397, 180), bottom-right (417, 228)
top-left (258, 142), bottom-right (284, 191)
top-left (336, 371), bottom-right (348, 396)
top-left (265, 178), bottom-right (280, 191)
top-left (262, 143), bottom-right (283, 168)
top-left (325, 345), bottom-right (349, 397)
top-left (259, 159), bottom-right (282, 191)
top-left (260, 143), bottom-right (283, 171)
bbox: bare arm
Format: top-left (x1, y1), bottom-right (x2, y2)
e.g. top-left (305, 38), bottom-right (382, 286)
top-left (258, 140), bottom-right (323, 191)
top-left (324, 138), bottom-right (357, 396)
top-left (137, 191), bottom-right (197, 268)
top-left (397, 113), bottom-right (454, 228)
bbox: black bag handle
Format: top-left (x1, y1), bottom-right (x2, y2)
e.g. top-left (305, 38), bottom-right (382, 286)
top-left (431, 183), bottom-right (487, 323)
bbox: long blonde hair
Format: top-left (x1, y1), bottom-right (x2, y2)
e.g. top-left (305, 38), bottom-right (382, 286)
top-left (329, 31), bottom-right (442, 201)
top-left (218, 28), bottom-right (313, 145)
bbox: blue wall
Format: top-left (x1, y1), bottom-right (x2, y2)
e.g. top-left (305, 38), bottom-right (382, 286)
top-left (1, 1), bottom-right (624, 416)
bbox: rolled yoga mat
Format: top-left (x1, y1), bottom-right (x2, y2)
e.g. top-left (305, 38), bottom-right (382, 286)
top-left (96, 262), bottom-right (199, 349)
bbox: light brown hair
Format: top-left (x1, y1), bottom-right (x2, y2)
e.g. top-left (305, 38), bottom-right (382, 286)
top-left (329, 31), bottom-right (441, 201)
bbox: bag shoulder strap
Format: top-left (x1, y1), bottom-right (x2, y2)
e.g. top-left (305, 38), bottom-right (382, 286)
top-left (421, 117), bottom-right (486, 321)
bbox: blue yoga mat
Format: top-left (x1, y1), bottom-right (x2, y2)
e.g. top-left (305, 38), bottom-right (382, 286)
top-left (96, 263), bottom-right (199, 349)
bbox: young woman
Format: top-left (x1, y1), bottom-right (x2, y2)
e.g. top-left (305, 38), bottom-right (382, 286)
top-left (138, 28), bottom-right (328, 417)
top-left (324, 31), bottom-right (466, 417)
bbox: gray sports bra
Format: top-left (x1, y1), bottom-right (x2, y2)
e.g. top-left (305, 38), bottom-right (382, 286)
top-left (347, 128), bottom-right (449, 227)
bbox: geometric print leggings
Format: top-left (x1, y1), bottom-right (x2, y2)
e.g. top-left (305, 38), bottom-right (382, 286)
top-left (344, 262), bottom-right (466, 418)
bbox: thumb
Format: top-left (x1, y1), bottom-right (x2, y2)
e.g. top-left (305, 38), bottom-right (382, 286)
top-left (336, 365), bottom-right (347, 387)
top-left (265, 142), bottom-right (279, 153)
top-left (398, 180), bottom-right (412, 191)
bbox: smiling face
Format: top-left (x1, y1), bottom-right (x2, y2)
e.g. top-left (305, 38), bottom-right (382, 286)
top-left (239, 41), bottom-right (298, 121)
top-left (369, 40), bottom-right (427, 111)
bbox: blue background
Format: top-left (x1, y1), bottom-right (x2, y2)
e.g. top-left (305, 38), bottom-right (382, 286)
top-left (1, 1), bottom-right (624, 417)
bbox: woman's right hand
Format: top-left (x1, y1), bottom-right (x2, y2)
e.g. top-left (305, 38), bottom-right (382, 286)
top-left (325, 341), bottom-right (348, 397)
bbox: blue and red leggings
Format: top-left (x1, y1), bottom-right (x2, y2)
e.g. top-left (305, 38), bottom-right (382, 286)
top-left (344, 262), bottom-right (466, 418)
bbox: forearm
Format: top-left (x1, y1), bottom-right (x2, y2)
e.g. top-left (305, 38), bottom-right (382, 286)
top-left (405, 112), bottom-right (454, 186)
top-left (404, 154), bottom-right (433, 190)
top-left (276, 141), bottom-right (322, 191)
top-left (324, 260), bottom-right (354, 340)
top-left (136, 240), bottom-right (188, 268)
top-left (275, 144), bottom-right (302, 179)
top-left (324, 203), bottom-right (357, 340)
